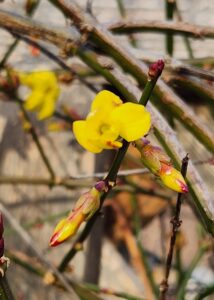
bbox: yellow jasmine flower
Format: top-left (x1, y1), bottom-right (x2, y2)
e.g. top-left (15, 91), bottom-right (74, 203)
top-left (19, 71), bottom-right (60, 120)
top-left (73, 90), bottom-right (151, 153)
top-left (50, 181), bottom-right (106, 247)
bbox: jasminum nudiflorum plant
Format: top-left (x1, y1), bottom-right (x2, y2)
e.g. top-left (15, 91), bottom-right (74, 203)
top-left (73, 90), bottom-right (151, 153)
top-left (18, 70), bottom-right (60, 120)
top-left (50, 81), bottom-right (188, 247)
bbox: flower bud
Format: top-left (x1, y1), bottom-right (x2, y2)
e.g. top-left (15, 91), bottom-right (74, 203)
top-left (50, 181), bottom-right (106, 247)
top-left (159, 163), bottom-right (188, 193)
top-left (148, 59), bottom-right (165, 79)
top-left (135, 138), bottom-right (171, 174)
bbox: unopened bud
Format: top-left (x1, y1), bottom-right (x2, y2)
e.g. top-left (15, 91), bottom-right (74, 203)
top-left (50, 183), bottom-right (104, 247)
top-left (159, 163), bottom-right (188, 193)
top-left (135, 138), bottom-right (171, 174)
top-left (148, 59), bottom-right (165, 79)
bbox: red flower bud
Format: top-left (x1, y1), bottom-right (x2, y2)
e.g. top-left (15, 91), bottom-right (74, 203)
top-left (148, 59), bottom-right (165, 79)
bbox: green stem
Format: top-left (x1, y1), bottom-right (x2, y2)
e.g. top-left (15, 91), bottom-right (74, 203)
top-left (116, 0), bottom-right (137, 47)
top-left (0, 0), bottom-right (40, 69)
top-left (0, 276), bottom-right (15, 300)
top-left (165, 0), bottom-right (175, 56)
top-left (7, 251), bottom-right (44, 277)
top-left (177, 245), bottom-right (208, 299)
top-left (0, 40), bottom-right (19, 70)
top-left (174, 1), bottom-right (194, 59)
top-left (131, 196), bottom-right (159, 298)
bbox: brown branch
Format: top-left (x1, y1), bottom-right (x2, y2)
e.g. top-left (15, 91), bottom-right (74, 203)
top-left (159, 154), bottom-right (189, 299)
top-left (107, 20), bottom-right (214, 39)
top-left (0, 8), bottom-right (80, 51)
top-left (0, 175), bottom-right (93, 188)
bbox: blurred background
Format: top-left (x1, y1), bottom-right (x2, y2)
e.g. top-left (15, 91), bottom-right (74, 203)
top-left (0, 0), bottom-right (213, 299)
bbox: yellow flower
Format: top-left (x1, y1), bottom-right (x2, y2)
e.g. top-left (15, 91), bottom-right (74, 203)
top-left (73, 90), bottom-right (151, 153)
top-left (19, 71), bottom-right (60, 120)
top-left (49, 183), bottom-right (104, 247)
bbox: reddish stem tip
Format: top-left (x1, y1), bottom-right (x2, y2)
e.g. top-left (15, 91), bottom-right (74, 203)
top-left (148, 59), bottom-right (165, 79)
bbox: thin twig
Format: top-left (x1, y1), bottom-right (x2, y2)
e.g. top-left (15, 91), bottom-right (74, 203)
top-left (165, 0), bottom-right (175, 56)
top-left (18, 104), bottom-right (56, 179)
top-left (12, 32), bottom-right (98, 94)
top-left (107, 19), bottom-right (214, 39)
top-left (0, 0), bottom-right (40, 69)
top-left (131, 195), bottom-right (159, 298)
top-left (177, 242), bottom-right (209, 299)
top-left (159, 154), bottom-right (189, 299)
top-left (174, 0), bottom-right (194, 59)
top-left (0, 8), bottom-right (81, 51)
top-left (0, 273), bottom-right (15, 300)
top-left (116, 0), bottom-right (137, 47)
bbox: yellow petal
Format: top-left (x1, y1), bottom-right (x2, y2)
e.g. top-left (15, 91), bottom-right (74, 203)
top-left (52, 218), bottom-right (67, 234)
top-left (110, 103), bottom-right (151, 141)
top-left (38, 99), bottom-right (55, 121)
top-left (91, 90), bottom-right (122, 114)
top-left (49, 213), bottom-right (84, 246)
top-left (19, 71), bottom-right (58, 90)
top-left (24, 90), bottom-right (44, 111)
top-left (73, 120), bottom-right (103, 153)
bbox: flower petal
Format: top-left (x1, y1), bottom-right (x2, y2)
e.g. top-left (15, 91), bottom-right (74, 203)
top-left (111, 103), bottom-right (151, 141)
top-left (73, 120), bottom-right (103, 153)
top-left (91, 90), bottom-right (122, 114)
top-left (37, 94), bottom-right (56, 120)
top-left (24, 90), bottom-right (44, 111)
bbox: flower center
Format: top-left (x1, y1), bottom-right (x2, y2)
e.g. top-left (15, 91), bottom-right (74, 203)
top-left (99, 123), bottom-right (111, 135)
